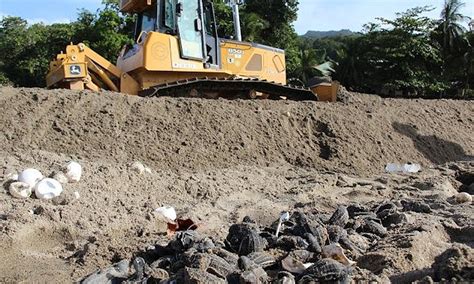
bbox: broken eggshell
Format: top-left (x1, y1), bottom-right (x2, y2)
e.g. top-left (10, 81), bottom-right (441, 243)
top-left (155, 206), bottom-right (177, 222)
top-left (18, 168), bottom-right (44, 188)
top-left (53, 171), bottom-right (69, 184)
top-left (281, 252), bottom-right (314, 275)
top-left (130, 162), bottom-right (146, 174)
top-left (322, 243), bottom-right (356, 266)
top-left (64, 161), bottom-right (82, 183)
top-left (4, 171), bottom-right (19, 181)
top-left (34, 178), bottom-right (63, 200)
top-left (455, 192), bottom-right (472, 204)
top-left (9, 182), bottom-right (33, 199)
top-left (130, 161), bottom-right (152, 175)
top-left (276, 211), bottom-right (291, 237)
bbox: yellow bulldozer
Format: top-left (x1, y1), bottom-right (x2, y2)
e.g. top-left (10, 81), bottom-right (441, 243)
top-left (46, 0), bottom-right (338, 101)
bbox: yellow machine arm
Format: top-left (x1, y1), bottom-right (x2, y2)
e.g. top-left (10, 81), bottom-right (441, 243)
top-left (46, 43), bottom-right (139, 95)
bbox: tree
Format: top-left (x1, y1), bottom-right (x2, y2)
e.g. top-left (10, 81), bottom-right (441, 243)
top-left (333, 36), bottom-right (367, 90)
top-left (241, 12), bottom-right (269, 42)
top-left (291, 38), bottom-right (326, 84)
top-left (0, 17), bottom-right (75, 86)
top-left (73, 1), bottom-right (134, 63)
top-left (461, 32), bottom-right (474, 93)
top-left (439, 0), bottom-right (470, 54)
top-left (431, 0), bottom-right (472, 95)
top-left (0, 17), bottom-right (29, 85)
top-left (312, 37), bottom-right (347, 62)
top-left (240, 0), bottom-right (301, 78)
top-left (213, 0), bottom-right (234, 38)
top-left (0, 0), bottom-right (133, 86)
top-left (333, 7), bottom-right (447, 96)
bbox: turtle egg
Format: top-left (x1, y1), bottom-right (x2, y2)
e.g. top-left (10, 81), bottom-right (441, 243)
top-left (18, 168), bottom-right (44, 188)
top-left (34, 178), bottom-right (63, 200)
top-left (130, 161), bottom-right (146, 174)
top-left (455, 192), bottom-right (472, 204)
top-left (64, 161), bottom-right (82, 183)
top-left (9, 182), bottom-right (33, 199)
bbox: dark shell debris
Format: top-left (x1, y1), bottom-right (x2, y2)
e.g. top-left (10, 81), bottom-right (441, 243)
top-left (80, 200), bottom-right (471, 284)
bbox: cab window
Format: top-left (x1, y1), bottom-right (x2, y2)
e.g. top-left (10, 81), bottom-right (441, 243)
top-left (164, 0), bottom-right (176, 30)
top-left (141, 9), bottom-right (157, 32)
top-left (136, 8), bottom-right (157, 39)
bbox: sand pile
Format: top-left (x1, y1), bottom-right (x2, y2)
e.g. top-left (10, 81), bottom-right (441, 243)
top-left (1, 87), bottom-right (472, 175)
top-left (0, 86), bottom-right (472, 282)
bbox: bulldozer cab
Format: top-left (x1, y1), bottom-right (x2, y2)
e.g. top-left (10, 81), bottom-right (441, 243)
top-left (127, 0), bottom-right (220, 68)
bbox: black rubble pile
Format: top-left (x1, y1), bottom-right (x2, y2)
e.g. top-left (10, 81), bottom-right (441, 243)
top-left (80, 204), bottom-right (409, 283)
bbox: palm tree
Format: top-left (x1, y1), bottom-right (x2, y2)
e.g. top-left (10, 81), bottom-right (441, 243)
top-left (294, 39), bottom-right (325, 84)
top-left (438, 0), bottom-right (471, 94)
top-left (334, 38), bottom-right (365, 90)
top-left (439, 0), bottom-right (470, 53)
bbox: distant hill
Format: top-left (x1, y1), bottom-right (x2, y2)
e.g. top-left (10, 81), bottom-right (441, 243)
top-left (302, 29), bottom-right (355, 39)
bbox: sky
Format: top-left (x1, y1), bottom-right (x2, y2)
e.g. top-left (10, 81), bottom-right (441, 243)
top-left (0, 0), bottom-right (473, 34)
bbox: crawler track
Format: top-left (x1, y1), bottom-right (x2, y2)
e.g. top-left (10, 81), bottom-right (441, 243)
top-left (139, 77), bottom-right (318, 101)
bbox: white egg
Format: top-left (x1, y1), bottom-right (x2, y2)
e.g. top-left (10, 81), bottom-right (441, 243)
top-left (34, 178), bottom-right (63, 200)
top-left (64, 161), bottom-right (82, 183)
top-left (18, 168), bottom-right (44, 188)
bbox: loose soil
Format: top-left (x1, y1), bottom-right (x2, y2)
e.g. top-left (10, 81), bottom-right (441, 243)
top-left (0, 86), bottom-right (472, 282)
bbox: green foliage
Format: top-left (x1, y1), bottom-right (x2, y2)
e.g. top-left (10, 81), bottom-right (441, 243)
top-left (431, 0), bottom-right (472, 96)
top-left (0, 72), bottom-right (12, 86)
top-left (0, 17), bottom-right (75, 86)
top-left (0, 0), bottom-right (471, 98)
top-left (328, 6), bottom-right (471, 97)
top-left (298, 2), bottom-right (471, 98)
top-left (291, 39), bottom-right (325, 83)
top-left (213, 0), bottom-right (234, 37)
top-left (240, 12), bottom-right (269, 42)
top-left (73, 1), bottom-right (134, 62)
top-left (239, 0), bottom-right (301, 77)
top-left (438, 0), bottom-right (470, 53)
top-left (0, 0), bottom-right (133, 87)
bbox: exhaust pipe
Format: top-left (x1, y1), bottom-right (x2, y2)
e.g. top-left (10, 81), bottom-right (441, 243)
top-left (227, 0), bottom-right (244, 41)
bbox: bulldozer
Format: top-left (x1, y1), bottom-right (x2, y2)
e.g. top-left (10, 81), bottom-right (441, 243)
top-left (46, 0), bottom-right (338, 101)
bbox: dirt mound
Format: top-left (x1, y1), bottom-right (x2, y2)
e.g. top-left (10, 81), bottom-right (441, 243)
top-left (0, 87), bottom-right (472, 176)
top-left (0, 87), bottom-right (473, 282)
top-left (432, 244), bottom-right (474, 281)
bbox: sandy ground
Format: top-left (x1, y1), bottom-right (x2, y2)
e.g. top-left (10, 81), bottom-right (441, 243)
top-left (0, 86), bottom-right (473, 282)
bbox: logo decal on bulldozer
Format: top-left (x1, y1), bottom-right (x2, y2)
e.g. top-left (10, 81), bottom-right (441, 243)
top-left (70, 65), bottom-right (82, 75)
